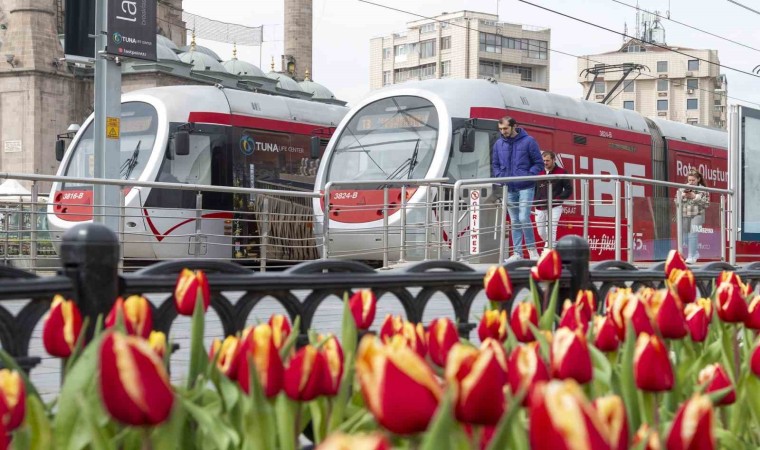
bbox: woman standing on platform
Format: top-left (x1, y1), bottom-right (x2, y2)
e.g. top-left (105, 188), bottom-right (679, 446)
top-left (677, 169), bottom-right (709, 264)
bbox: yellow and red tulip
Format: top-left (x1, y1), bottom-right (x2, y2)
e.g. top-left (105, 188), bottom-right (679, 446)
top-left (716, 282), bottom-right (749, 323)
top-left (510, 302), bottom-right (538, 343)
top-left (348, 290), bottom-right (377, 330)
top-left (427, 318), bottom-right (459, 367)
top-left (665, 249), bottom-right (688, 277)
top-left (530, 249), bottom-right (562, 282)
top-left (745, 296), bottom-right (760, 330)
top-left (105, 295), bottom-right (153, 339)
top-left (477, 309), bottom-right (508, 343)
top-left (267, 314), bottom-right (292, 351)
top-left (558, 300), bottom-right (589, 334)
top-left (148, 331), bottom-right (167, 359)
top-left (483, 266), bottom-right (513, 302)
top-left (99, 332), bottom-right (173, 426)
top-left (42, 295), bottom-right (83, 358)
top-left (593, 315), bottom-right (620, 352)
top-left (717, 271), bottom-right (751, 297)
top-left (445, 340), bottom-right (508, 425)
top-left (529, 380), bottom-right (611, 450)
top-left (173, 268), bottom-right (210, 316)
top-left (284, 345), bottom-right (327, 401)
top-left (0, 369), bottom-right (25, 431)
top-left (209, 335), bottom-right (241, 378)
top-left (379, 314), bottom-right (403, 339)
top-left (632, 424), bottom-right (661, 450)
top-left (318, 334), bottom-right (344, 396)
top-left (698, 363), bottom-right (735, 406)
top-left (507, 343), bottom-right (549, 406)
top-left (576, 289), bottom-right (596, 318)
top-left (317, 433), bottom-right (391, 450)
top-left (684, 302), bottom-right (711, 343)
top-left (665, 393), bottom-right (715, 450)
top-left (235, 324), bottom-right (284, 397)
top-left (379, 315), bottom-right (427, 356)
top-left (355, 335), bottom-right (442, 435)
top-left (551, 327), bottom-right (593, 384)
top-left (634, 333), bottom-right (673, 392)
top-left (650, 288), bottom-right (687, 339)
top-left (668, 268), bottom-right (697, 304)
top-left (593, 395), bottom-right (629, 450)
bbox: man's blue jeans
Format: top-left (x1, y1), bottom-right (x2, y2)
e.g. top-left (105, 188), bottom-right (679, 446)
top-left (507, 187), bottom-right (537, 255)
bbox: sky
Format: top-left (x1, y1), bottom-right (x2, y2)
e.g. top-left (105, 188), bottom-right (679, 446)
top-left (182, 0), bottom-right (760, 108)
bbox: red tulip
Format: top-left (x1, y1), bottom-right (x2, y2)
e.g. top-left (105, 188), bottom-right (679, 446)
top-left (173, 268), bottom-right (210, 316)
top-left (529, 380), bottom-right (611, 450)
top-left (209, 335), bottom-right (241, 378)
top-left (665, 249), bottom-right (688, 277)
top-left (530, 249), bottom-right (562, 281)
top-left (594, 395), bottom-right (629, 450)
top-left (551, 327), bottom-right (593, 384)
top-left (348, 290), bottom-right (377, 330)
top-left (105, 295), bottom-right (153, 339)
top-left (716, 282), bottom-right (748, 323)
top-left (593, 315), bottom-right (620, 352)
top-left (318, 334), bottom-right (344, 396)
top-left (236, 324), bottom-right (284, 397)
top-left (507, 343), bottom-right (549, 406)
top-left (634, 333), bottom-right (673, 392)
top-left (607, 287), bottom-right (653, 339)
top-left (668, 269), bottom-right (697, 304)
top-left (445, 340), bottom-right (508, 425)
top-left (148, 331), bottom-right (167, 359)
top-left (665, 393), bottom-right (715, 450)
top-left (427, 318), bottom-right (459, 367)
top-left (99, 332), bottom-right (173, 426)
top-left (267, 314), bottom-right (292, 351)
top-left (510, 302), bottom-right (538, 343)
top-left (0, 369), bottom-right (25, 431)
top-left (632, 424), bottom-right (661, 450)
top-left (650, 288), bottom-right (687, 339)
top-left (356, 335), bottom-right (442, 435)
top-left (379, 314), bottom-right (403, 339)
top-left (746, 296), bottom-right (760, 330)
top-left (698, 363), bottom-right (735, 406)
top-left (284, 345), bottom-right (327, 401)
top-left (575, 289), bottom-right (596, 318)
top-left (42, 295), bottom-right (83, 358)
top-left (477, 309), bottom-right (508, 343)
top-left (717, 271), bottom-right (751, 297)
top-left (483, 266), bottom-right (513, 302)
top-left (379, 315), bottom-right (426, 356)
top-left (752, 338), bottom-right (760, 378)
top-left (317, 433), bottom-right (391, 450)
top-left (684, 302), bottom-right (710, 343)
top-left (558, 300), bottom-right (589, 334)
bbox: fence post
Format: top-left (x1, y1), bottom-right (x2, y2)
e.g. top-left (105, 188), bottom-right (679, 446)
top-left (556, 235), bottom-right (590, 314)
top-left (60, 223), bottom-right (120, 340)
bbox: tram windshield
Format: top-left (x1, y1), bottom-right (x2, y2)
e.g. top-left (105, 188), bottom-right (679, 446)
top-left (325, 96), bottom-right (439, 183)
top-left (61, 102), bottom-right (159, 189)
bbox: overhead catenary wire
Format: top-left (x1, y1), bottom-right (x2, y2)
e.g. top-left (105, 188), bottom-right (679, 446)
top-left (357, 0), bottom-right (760, 107)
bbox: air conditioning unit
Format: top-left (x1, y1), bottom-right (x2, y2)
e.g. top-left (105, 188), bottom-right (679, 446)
top-left (687, 89), bottom-right (694, 94)
top-left (658, 112), bottom-right (667, 116)
top-left (685, 71), bottom-right (694, 77)
top-left (658, 74), bottom-right (668, 78)
top-left (658, 92), bottom-right (668, 97)
top-left (595, 94), bottom-right (605, 99)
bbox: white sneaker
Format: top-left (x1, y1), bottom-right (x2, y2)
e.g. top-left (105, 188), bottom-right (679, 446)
top-left (685, 257), bottom-right (697, 264)
top-left (504, 254), bottom-right (523, 263)
top-left (528, 248), bottom-right (540, 260)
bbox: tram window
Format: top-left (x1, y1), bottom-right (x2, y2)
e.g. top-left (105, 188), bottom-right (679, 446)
top-left (446, 130), bottom-right (491, 180)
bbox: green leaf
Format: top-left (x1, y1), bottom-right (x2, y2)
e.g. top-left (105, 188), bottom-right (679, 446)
top-left (149, 397), bottom-right (189, 450)
top-left (420, 389), bottom-right (458, 450)
top-left (486, 389), bottom-right (527, 450)
top-left (309, 397), bottom-right (329, 443)
top-left (539, 280), bottom-right (561, 330)
top-left (275, 394), bottom-right (298, 450)
top-left (529, 277), bottom-right (542, 316)
top-left (328, 352), bottom-right (355, 433)
top-left (716, 428), bottom-right (750, 450)
top-left (63, 316), bottom-right (91, 378)
top-left (12, 393), bottom-right (52, 450)
top-left (76, 396), bottom-right (113, 450)
top-left (186, 296), bottom-right (207, 390)
top-left (589, 344), bottom-right (612, 388)
top-left (245, 356), bottom-right (277, 450)
top-left (341, 292), bottom-right (359, 358)
top-left (527, 322), bottom-right (551, 365)
top-left (619, 321), bottom-right (640, 433)
top-left (279, 315), bottom-right (301, 361)
top-left (180, 396), bottom-right (239, 450)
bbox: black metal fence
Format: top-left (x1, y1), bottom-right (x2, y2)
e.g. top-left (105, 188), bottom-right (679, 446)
top-left (1, 223), bottom-right (759, 377)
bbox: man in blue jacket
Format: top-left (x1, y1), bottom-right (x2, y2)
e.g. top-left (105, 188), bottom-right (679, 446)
top-left (492, 116), bottom-right (544, 261)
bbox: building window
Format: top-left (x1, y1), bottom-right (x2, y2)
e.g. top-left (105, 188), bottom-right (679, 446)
top-left (657, 79), bottom-right (668, 91)
top-left (595, 82), bottom-right (606, 93)
top-left (524, 39), bottom-right (548, 60)
top-left (419, 63), bottom-right (436, 79)
top-left (383, 48), bottom-right (391, 60)
top-left (394, 44), bottom-right (407, 57)
top-left (503, 37), bottom-right (518, 49)
top-left (502, 64), bottom-right (533, 81)
top-left (479, 59), bottom-right (500, 77)
top-left (382, 71), bottom-right (392, 86)
top-left (688, 59), bottom-right (699, 71)
top-left (441, 60), bottom-right (451, 77)
top-left (657, 99), bottom-right (668, 111)
top-left (479, 32), bottom-right (501, 53)
top-left (420, 23), bottom-right (436, 33)
top-left (623, 80), bottom-right (635, 92)
top-left (686, 78), bottom-right (699, 90)
top-left (687, 98), bottom-right (699, 110)
top-left (623, 101), bottom-right (634, 110)
top-left (441, 36), bottom-right (451, 50)
top-left (440, 21), bottom-right (449, 29)
top-left (657, 61), bottom-right (668, 72)
top-left (419, 39), bottom-right (436, 59)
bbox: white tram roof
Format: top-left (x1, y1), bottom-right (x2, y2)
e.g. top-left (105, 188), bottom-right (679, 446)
top-left (123, 85), bottom-right (347, 127)
top-left (648, 117), bottom-right (727, 149)
top-left (376, 79), bottom-right (651, 135)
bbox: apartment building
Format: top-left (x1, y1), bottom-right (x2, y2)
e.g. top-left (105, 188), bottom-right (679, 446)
top-left (370, 11), bottom-right (551, 91)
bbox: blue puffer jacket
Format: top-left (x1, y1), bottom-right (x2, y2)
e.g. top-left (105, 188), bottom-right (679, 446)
top-left (491, 128), bottom-right (544, 190)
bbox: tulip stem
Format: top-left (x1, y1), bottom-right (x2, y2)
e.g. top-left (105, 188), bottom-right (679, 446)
top-left (734, 325), bottom-right (741, 382)
top-left (294, 403), bottom-right (303, 446)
